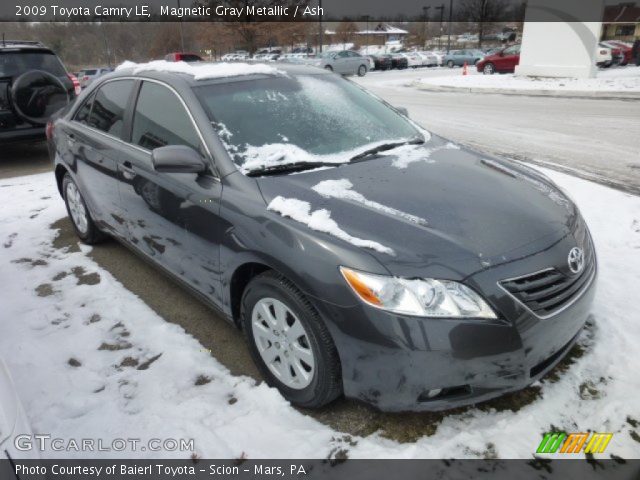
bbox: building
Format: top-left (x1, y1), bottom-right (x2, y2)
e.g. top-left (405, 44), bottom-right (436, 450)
top-left (601, 2), bottom-right (640, 41)
top-left (355, 23), bottom-right (409, 46)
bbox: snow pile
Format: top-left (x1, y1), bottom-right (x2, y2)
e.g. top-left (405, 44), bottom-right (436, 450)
top-left (116, 60), bottom-right (284, 80)
top-left (267, 196), bottom-right (394, 255)
top-left (384, 142), bottom-right (459, 169)
top-left (415, 67), bottom-right (640, 92)
top-left (312, 179), bottom-right (428, 226)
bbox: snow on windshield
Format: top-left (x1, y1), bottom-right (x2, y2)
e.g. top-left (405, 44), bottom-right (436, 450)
top-left (116, 60), bottom-right (285, 80)
top-left (312, 179), bottom-right (428, 226)
top-left (267, 196), bottom-right (395, 255)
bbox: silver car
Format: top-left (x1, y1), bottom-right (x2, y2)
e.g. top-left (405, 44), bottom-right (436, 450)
top-left (312, 50), bottom-right (369, 76)
top-left (78, 67), bottom-right (112, 88)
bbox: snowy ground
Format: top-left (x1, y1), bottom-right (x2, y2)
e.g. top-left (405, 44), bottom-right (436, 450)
top-left (414, 65), bottom-right (640, 93)
top-left (1, 170), bottom-right (640, 459)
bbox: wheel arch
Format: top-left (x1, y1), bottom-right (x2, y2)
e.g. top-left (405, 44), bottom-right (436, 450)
top-left (55, 163), bottom-right (69, 197)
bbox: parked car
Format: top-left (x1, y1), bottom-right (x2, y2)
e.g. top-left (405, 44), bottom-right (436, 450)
top-left (398, 52), bottom-right (423, 68)
top-left (599, 42), bottom-right (623, 65)
top-left (370, 54), bottom-right (393, 70)
top-left (389, 53), bottom-right (409, 69)
top-left (601, 40), bottom-right (631, 65)
top-left (476, 44), bottom-right (521, 74)
top-left (49, 62), bottom-right (596, 412)
top-left (78, 67), bottom-right (112, 89)
top-left (595, 45), bottom-right (613, 68)
top-left (417, 51), bottom-right (439, 67)
top-left (0, 40), bottom-right (78, 145)
top-left (443, 49), bottom-right (485, 68)
top-left (164, 52), bottom-right (204, 62)
top-left (312, 50), bottom-right (369, 76)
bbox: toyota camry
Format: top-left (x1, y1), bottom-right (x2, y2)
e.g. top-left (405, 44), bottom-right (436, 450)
top-left (47, 61), bottom-right (596, 411)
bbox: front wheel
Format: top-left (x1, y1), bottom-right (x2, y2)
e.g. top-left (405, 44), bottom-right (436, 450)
top-left (357, 65), bottom-right (367, 77)
top-left (447, 60), bottom-right (455, 68)
top-left (324, 65), bottom-right (333, 72)
top-left (483, 62), bottom-right (496, 75)
top-left (62, 174), bottom-right (106, 244)
top-left (241, 271), bottom-right (342, 408)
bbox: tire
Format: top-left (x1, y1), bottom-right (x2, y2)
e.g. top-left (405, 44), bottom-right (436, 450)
top-left (447, 60), bottom-right (454, 68)
top-left (483, 62), bottom-right (496, 75)
top-left (241, 271), bottom-right (342, 408)
top-left (474, 58), bottom-right (480, 65)
top-left (62, 173), bottom-right (106, 244)
top-left (357, 65), bottom-right (367, 77)
top-left (324, 65), bottom-right (333, 71)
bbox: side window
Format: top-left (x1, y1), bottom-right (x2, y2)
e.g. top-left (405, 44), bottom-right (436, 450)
top-left (74, 92), bottom-right (95, 125)
top-left (131, 81), bottom-right (201, 152)
top-left (87, 80), bottom-right (134, 138)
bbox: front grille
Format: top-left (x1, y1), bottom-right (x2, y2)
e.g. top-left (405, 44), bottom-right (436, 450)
top-left (500, 234), bottom-right (595, 317)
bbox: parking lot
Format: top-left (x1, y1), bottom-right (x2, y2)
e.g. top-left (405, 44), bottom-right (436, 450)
top-left (2, 64), bottom-right (640, 458)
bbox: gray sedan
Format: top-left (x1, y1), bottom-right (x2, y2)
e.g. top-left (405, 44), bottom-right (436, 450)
top-left (443, 49), bottom-right (485, 67)
top-left (311, 50), bottom-right (369, 76)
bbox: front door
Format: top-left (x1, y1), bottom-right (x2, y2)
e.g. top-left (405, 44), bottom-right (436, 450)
top-left (117, 80), bottom-right (224, 302)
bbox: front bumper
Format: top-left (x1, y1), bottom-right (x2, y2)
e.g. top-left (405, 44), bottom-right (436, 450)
top-left (314, 234), bottom-right (597, 412)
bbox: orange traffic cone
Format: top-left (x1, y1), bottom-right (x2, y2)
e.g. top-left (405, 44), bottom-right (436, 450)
top-left (462, 61), bottom-right (468, 75)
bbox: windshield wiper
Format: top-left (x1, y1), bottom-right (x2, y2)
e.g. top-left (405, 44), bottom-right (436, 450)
top-left (245, 161), bottom-right (337, 177)
top-left (347, 137), bottom-right (425, 163)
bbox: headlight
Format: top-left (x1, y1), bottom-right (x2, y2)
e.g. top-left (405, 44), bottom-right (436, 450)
top-left (340, 267), bottom-right (497, 319)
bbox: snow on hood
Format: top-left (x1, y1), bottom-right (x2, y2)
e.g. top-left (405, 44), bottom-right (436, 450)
top-left (383, 142), bottom-right (459, 169)
top-left (267, 196), bottom-right (395, 255)
top-left (312, 179), bottom-right (428, 226)
top-left (116, 60), bottom-right (285, 80)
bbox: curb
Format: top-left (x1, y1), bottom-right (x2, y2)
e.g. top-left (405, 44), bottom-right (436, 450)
top-left (411, 82), bottom-right (640, 100)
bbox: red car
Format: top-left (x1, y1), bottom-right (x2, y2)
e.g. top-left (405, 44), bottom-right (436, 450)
top-left (606, 41), bottom-right (632, 65)
top-left (476, 44), bottom-right (521, 74)
top-left (164, 52), bottom-right (204, 62)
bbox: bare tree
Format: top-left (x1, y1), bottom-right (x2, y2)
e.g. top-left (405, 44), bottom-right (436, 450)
top-left (335, 21), bottom-right (358, 47)
top-left (457, 0), bottom-right (507, 48)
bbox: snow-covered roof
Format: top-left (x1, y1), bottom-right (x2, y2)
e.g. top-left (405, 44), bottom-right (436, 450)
top-left (115, 60), bottom-right (285, 80)
top-left (356, 23), bottom-right (408, 35)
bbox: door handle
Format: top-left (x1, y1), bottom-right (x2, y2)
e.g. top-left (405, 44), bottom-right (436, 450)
top-left (120, 161), bottom-right (136, 180)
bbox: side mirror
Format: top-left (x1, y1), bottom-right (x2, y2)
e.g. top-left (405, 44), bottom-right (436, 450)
top-left (396, 106), bottom-right (409, 117)
top-left (151, 145), bottom-right (207, 174)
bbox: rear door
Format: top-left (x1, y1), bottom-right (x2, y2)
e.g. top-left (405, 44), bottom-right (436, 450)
top-left (66, 79), bottom-right (135, 240)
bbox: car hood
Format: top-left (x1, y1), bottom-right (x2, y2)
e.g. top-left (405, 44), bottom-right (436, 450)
top-left (256, 136), bottom-right (577, 279)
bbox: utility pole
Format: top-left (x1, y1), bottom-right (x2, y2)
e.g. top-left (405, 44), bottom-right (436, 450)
top-left (364, 15), bottom-right (370, 54)
top-left (446, 0), bottom-right (454, 53)
top-left (177, 0), bottom-right (185, 51)
top-left (435, 4), bottom-right (444, 50)
top-left (422, 6), bottom-right (430, 48)
top-left (318, 0), bottom-right (323, 53)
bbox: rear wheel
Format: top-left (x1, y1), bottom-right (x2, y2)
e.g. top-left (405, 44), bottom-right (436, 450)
top-left (357, 65), bottom-right (367, 77)
top-left (483, 62), bottom-right (496, 75)
top-left (324, 65), bottom-right (333, 72)
top-left (62, 174), bottom-right (106, 244)
top-left (447, 60), bottom-right (455, 68)
top-left (241, 271), bottom-right (342, 408)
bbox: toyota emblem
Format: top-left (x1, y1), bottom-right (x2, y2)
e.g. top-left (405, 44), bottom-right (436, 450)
top-left (567, 247), bottom-right (585, 274)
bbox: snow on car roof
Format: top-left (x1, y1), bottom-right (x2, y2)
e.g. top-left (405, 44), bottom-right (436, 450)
top-left (115, 60), bottom-right (285, 80)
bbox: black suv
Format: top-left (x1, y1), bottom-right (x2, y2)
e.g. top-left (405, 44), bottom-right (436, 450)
top-left (0, 40), bottom-right (77, 144)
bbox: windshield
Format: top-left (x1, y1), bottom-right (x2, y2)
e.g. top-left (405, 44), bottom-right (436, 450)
top-left (194, 74), bottom-right (421, 173)
top-left (0, 50), bottom-right (67, 77)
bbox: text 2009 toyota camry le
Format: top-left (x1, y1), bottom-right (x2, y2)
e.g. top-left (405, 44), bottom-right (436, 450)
top-left (47, 61), bottom-right (596, 411)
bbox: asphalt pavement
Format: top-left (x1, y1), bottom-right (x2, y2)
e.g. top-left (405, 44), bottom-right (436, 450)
top-left (356, 68), bottom-right (640, 195)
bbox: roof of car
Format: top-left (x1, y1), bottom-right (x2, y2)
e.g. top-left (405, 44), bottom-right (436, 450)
top-left (111, 60), bottom-right (328, 85)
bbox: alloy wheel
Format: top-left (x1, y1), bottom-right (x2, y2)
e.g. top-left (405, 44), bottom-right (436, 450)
top-left (251, 297), bottom-right (315, 390)
top-left (66, 181), bottom-right (89, 234)
top-left (483, 63), bottom-right (495, 75)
